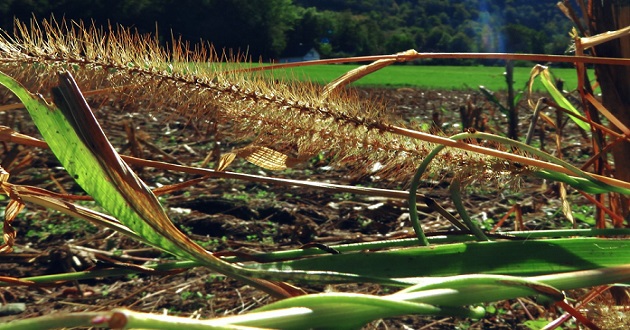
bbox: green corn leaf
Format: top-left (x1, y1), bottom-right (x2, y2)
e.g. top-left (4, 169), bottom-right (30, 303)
top-left (247, 238), bottom-right (630, 281)
top-left (479, 85), bottom-right (509, 115)
top-left (530, 66), bottom-right (590, 131)
top-left (0, 70), bottom-right (206, 260)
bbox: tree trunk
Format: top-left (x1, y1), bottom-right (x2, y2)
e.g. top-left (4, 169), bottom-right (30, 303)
top-left (589, 1), bottom-right (630, 222)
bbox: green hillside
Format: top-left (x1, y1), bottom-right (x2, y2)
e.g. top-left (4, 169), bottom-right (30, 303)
top-left (1, 0), bottom-right (577, 62)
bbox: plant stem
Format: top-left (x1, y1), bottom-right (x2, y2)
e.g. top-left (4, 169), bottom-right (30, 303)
top-left (0, 312), bottom-right (105, 330)
top-left (449, 180), bottom-right (490, 241)
top-left (240, 52), bottom-right (630, 73)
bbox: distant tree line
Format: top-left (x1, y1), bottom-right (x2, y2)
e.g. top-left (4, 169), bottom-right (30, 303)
top-left (0, 0), bottom-right (575, 64)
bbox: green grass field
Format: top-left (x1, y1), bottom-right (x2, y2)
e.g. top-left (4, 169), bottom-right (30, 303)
top-left (264, 64), bottom-right (591, 92)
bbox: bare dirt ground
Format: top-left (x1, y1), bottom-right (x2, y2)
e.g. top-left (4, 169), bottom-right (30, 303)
top-left (0, 86), bottom-right (613, 329)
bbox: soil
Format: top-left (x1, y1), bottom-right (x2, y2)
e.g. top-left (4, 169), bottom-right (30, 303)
top-left (0, 86), bottom-right (617, 329)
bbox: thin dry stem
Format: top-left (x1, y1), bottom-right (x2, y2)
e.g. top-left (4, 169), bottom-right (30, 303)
top-left (239, 52), bottom-right (630, 74)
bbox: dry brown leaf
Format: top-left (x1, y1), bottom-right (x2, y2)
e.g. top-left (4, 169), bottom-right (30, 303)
top-left (215, 152), bottom-right (236, 172)
top-left (584, 93), bottom-right (630, 137)
top-left (0, 125), bottom-right (48, 148)
top-left (235, 146), bottom-right (290, 171)
top-left (322, 49), bottom-right (419, 97)
top-left (579, 25), bottom-right (630, 50)
top-left (0, 168), bottom-right (23, 253)
top-left (527, 65), bottom-right (546, 109)
top-left (560, 182), bottom-right (575, 227)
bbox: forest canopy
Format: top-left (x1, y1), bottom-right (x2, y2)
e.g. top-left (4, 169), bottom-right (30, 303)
top-left (0, 0), bottom-right (576, 63)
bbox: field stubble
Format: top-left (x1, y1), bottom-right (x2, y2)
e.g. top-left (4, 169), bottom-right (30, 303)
top-left (0, 85), bottom-right (607, 329)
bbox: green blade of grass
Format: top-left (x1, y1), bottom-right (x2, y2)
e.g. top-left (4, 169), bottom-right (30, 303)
top-left (393, 274), bottom-right (567, 307)
top-left (449, 179), bottom-right (490, 241)
top-left (247, 293), bottom-right (483, 329)
top-left (234, 266), bottom-right (629, 329)
top-left (4, 233), bottom-right (629, 288)
top-left (246, 238), bottom-right (630, 281)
